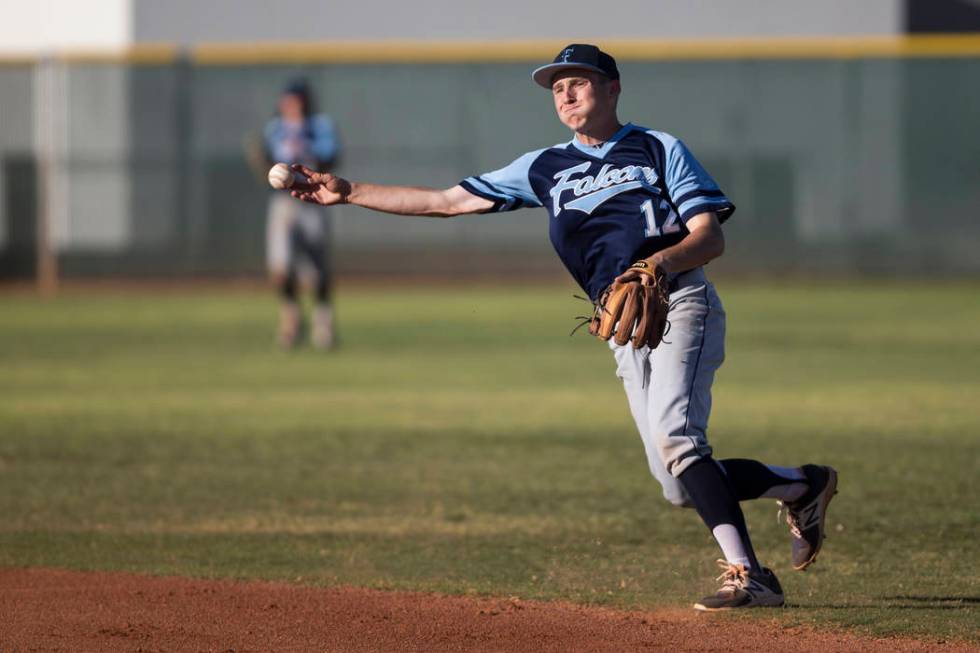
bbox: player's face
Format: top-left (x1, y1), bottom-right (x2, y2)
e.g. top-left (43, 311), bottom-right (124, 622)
top-left (279, 93), bottom-right (305, 123)
top-left (551, 70), bottom-right (618, 132)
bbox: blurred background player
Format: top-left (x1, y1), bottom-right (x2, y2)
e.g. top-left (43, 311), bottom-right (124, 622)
top-left (248, 79), bottom-right (340, 349)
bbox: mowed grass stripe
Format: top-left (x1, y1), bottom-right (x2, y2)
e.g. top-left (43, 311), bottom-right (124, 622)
top-left (0, 281), bottom-right (978, 641)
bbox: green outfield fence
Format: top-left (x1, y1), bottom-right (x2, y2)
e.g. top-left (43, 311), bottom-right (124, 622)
top-left (1, 37), bottom-right (979, 286)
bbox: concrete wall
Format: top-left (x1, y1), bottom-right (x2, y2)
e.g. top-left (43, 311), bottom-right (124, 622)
top-left (0, 0), bottom-right (905, 56)
top-left (131, 0), bottom-right (903, 43)
top-left (0, 0), bottom-right (130, 53)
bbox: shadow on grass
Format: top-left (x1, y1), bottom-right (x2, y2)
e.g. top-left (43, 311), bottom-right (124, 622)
top-left (786, 595), bottom-right (980, 610)
top-left (883, 595), bottom-right (980, 604)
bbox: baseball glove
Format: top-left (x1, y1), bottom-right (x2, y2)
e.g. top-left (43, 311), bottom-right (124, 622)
top-left (589, 261), bottom-right (671, 349)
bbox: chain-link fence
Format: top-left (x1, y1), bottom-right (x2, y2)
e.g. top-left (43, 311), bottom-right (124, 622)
top-left (1, 49), bottom-right (978, 281)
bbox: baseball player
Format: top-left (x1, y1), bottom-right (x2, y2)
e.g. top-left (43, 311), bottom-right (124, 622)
top-left (259, 79), bottom-right (340, 349)
top-left (287, 44), bottom-right (838, 610)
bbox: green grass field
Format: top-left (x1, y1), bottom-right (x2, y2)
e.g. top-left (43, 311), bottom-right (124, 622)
top-left (1, 281), bottom-right (978, 642)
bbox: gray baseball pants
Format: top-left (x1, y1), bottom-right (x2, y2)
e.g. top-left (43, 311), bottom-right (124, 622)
top-left (610, 267), bottom-right (725, 508)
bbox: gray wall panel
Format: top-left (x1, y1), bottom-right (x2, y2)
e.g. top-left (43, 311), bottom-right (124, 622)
top-left (132, 0), bottom-right (903, 42)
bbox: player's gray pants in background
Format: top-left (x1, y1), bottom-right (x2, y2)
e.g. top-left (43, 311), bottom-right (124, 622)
top-left (266, 193), bottom-right (330, 278)
top-left (610, 267), bottom-right (725, 508)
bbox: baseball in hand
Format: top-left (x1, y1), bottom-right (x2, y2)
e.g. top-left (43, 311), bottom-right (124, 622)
top-left (267, 162), bottom-right (295, 190)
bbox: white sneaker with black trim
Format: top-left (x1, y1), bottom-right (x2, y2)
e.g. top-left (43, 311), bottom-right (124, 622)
top-left (311, 304), bottom-right (335, 350)
top-left (693, 560), bottom-right (785, 611)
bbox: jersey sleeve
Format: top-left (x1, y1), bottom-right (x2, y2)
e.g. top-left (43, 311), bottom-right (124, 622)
top-left (263, 119), bottom-right (280, 161)
top-left (459, 149), bottom-right (545, 213)
top-left (310, 115), bottom-right (340, 164)
top-left (663, 137), bottom-right (735, 224)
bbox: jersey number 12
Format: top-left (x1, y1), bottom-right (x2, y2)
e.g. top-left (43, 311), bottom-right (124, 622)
top-left (641, 198), bottom-right (681, 238)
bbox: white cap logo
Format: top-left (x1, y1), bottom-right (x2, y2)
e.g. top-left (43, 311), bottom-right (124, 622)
top-left (561, 48), bottom-right (574, 62)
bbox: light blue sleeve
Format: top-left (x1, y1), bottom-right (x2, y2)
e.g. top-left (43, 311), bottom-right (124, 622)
top-left (310, 115), bottom-right (340, 164)
top-left (459, 149), bottom-right (545, 213)
top-left (657, 132), bottom-right (735, 223)
top-left (263, 118), bottom-right (280, 160)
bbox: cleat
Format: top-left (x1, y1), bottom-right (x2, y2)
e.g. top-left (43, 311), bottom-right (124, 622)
top-left (779, 464), bottom-right (838, 570)
top-left (277, 303), bottom-right (303, 349)
top-left (694, 560), bottom-right (784, 611)
top-left (311, 304), bottom-right (335, 350)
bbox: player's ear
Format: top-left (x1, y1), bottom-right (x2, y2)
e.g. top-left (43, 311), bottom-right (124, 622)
top-left (609, 79), bottom-right (622, 101)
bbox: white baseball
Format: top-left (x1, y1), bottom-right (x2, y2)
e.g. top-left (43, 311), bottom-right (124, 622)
top-left (267, 162), bottom-right (295, 190)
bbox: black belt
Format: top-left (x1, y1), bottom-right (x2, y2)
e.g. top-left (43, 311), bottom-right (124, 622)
top-left (668, 272), bottom-right (692, 293)
top-left (667, 269), bottom-right (701, 293)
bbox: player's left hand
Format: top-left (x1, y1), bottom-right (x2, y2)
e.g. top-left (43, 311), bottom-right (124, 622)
top-left (615, 259), bottom-right (665, 286)
top-left (590, 259), bottom-right (671, 349)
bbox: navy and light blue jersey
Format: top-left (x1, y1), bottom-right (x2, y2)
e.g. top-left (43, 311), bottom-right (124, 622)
top-left (264, 114), bottom-right (340, 168)
top-left (460, 123), bottom-right (734, 300)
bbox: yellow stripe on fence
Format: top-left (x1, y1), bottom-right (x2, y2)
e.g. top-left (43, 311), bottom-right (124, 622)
top-left (190, 34), bottom-right (980, 64)
top-left (612, 34), bottom-right (980, 60)
top-left (0, 44), bottom-right (180, 65)
top-left (53, 44), bottom-right (180, 65)
top-left (1, 35), bottom-right (980, 66)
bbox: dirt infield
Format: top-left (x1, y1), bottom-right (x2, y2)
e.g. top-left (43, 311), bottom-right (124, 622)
top-left (2, 568), bottom-right (974, 652)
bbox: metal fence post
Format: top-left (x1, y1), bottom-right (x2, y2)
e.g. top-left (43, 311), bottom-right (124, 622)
top-left (33, 57), bottom-right (62, 295)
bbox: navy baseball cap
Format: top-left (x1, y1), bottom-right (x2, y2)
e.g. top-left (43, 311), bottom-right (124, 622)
top-left (283, 78), bottom-right (311, 97)
top-left (531, 44), bottom-right (620, 89)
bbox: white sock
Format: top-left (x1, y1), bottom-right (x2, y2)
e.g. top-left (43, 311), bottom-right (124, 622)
top-left (762, 482), bottom-right (808, 503)
top-left (712, 524), bottom-right (753, 570)
top-left (767, 464), bottom-right (806, 482)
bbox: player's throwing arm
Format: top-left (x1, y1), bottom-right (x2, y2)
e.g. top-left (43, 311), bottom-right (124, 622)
top-left (284, 164), bottom-right (493, 217)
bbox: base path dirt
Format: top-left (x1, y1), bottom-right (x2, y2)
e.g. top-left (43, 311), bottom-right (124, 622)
top-left (0, 568), bottom-right (971, 652)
